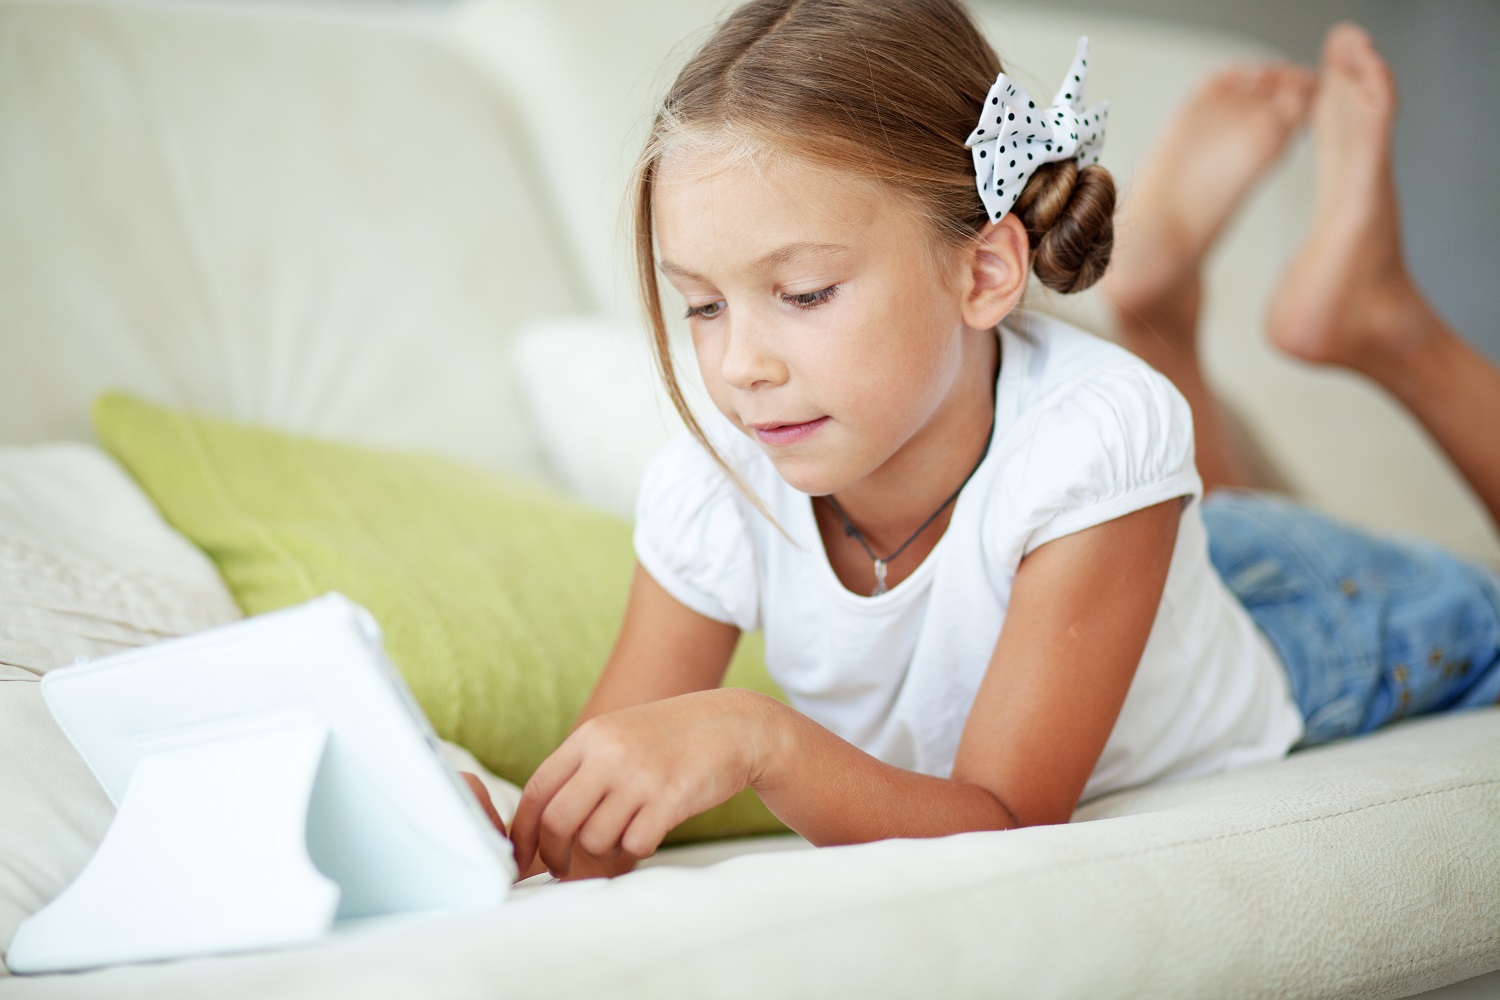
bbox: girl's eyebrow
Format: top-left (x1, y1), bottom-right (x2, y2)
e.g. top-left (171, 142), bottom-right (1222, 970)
top-left (659, 240), bottom-right (854, 281)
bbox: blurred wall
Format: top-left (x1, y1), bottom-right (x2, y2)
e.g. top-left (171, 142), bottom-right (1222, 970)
top-left (1008, 0), bottom-right (1500, 364)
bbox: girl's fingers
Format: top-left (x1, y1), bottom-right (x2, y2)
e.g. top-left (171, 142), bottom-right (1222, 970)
top-left (619, 800), bottom-right (678, 861)
top-left (534, 772), bottom-right (611, 878)
top-left (460, 772), bottom-right (506, 837)
top-left (575, 791), bottom-right (644, 862)
top-left (509, 748), bottom-right (583, 874)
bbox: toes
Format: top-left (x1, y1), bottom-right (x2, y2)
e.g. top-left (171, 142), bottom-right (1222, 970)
top-left (1203, 65), bottom-right (1256, 98)
top-left (1246, 66), bottom-right (1277, 97)
top-left (1318, 21), bottom-right (1398, 118)
top-left (1348, 37), bottom-right (1398, 113)
top-left (1270, 85), bottom-right (1308, 125)
top-left (1322, 21), bottom-right (1371, 73)
top-left (1323, 23), bottom-right (1391, 88)
top-left (1269, 65), bottom-right (1318, 123)
top-left (1207, 63), bottom-right (1314, 110)
top-left (1280, 64), bottom-right (1320, 94)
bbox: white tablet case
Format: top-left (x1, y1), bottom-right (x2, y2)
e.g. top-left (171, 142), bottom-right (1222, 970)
top-left (7, 593), bottom-right (514, 974)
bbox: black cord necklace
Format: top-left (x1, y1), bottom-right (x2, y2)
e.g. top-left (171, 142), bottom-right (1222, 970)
top-left (823, 419), bottom-right (995, 596)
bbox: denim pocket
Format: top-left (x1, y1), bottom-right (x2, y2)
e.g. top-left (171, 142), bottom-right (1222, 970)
top-left (1221, 556), bottom-right (1307, 608)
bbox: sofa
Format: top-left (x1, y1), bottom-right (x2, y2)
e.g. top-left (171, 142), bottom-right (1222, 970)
top-left (1, 0), bottom-right (1497, 996)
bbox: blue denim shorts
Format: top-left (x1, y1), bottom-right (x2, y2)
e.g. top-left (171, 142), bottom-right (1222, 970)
top-left (1203, 491), bottom-right (1500, 748)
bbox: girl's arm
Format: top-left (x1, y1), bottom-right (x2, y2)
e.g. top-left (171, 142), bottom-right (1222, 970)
top-left (505, 563), bottom-right (740, 878)
top-left (509, 498), bottom-right (1181, 873)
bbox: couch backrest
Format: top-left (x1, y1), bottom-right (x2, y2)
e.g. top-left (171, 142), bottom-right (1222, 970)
top-left (0, 0), bottom-right (586, 478)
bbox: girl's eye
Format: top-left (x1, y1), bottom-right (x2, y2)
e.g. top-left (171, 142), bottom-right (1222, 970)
top-left (784, 284), bottom-right (840, 310)
top-left (684, 300), bottom-right (725, 320)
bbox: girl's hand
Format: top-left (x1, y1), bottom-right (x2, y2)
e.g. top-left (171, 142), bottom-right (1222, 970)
top-left (460, 771), bottom-right (507, 837)
top-left (509, 688), bottom-right (774, 879)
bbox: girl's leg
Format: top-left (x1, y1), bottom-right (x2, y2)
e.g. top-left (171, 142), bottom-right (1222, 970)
top-left (1266, 23), bottom-right (1500, 532)
top-left (1101, 64), bottom-right (1316, 495)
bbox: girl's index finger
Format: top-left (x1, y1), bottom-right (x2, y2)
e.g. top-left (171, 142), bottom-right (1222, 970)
top-left (508, 744), bottom-right (583, 876)
top-left (459, 771), bottom-right (506, 837)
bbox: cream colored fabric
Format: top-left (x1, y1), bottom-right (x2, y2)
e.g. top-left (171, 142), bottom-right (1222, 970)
top-left (0, 444), bottom-right (242, 674)
top-left (0, 0), bottom-right (582, 479)
top-left (3, 709), bottom-right (1494, 998)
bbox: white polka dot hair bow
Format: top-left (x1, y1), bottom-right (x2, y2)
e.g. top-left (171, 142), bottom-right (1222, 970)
top-left (964, 36), bottom-right (1110, 223)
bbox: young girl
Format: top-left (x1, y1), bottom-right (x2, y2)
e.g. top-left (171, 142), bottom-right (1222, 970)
top-left (495, 1), bottom-right (1500, 880)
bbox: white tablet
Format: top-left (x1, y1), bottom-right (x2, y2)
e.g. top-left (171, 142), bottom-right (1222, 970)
top-left (9, 593), bottom-right (514, 973)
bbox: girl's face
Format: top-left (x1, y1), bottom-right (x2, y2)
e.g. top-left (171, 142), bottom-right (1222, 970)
top-left (655, 148), bottom-right (999, 498)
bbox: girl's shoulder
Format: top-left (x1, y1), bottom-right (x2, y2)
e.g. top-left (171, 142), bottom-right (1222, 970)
top-left (997, 312), bottom-right (1194, 451)
top-left (633, 424), bottom-right (765, 631)
top-left (637, 423), bottom-right (751, 525)
top-left (1000, 310), bottom-right (1173, 416)
top-left (635, 417), bottom-right (769, 514)
top-left (985, 312), bottom-right (1202, 556)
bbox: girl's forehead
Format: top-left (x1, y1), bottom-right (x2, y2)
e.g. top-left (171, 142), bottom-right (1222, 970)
top-left (654, 145), bottom-right (905, 261)
top-left (660, 148), bottom-right (870, 212)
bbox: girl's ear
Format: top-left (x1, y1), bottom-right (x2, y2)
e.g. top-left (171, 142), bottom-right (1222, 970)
top-left (961, 214), bottom-right (1030, 330)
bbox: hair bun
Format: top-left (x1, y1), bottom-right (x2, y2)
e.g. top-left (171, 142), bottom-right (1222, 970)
top-left (1011, 160), bottom-right (1116, 294)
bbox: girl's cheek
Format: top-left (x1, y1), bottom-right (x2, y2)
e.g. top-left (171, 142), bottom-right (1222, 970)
top-left (691, 337), bottom-right (737, 412)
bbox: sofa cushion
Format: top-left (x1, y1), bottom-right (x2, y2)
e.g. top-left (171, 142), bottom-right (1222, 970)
top-left (92, 393), bottom-right (787, 845)
top-left (510, 315), bottom-right (684, 519)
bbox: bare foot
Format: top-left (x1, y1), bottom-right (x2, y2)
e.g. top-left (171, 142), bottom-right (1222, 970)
top-left (1266, 23), bottom-right (1432, 372)
top-left (1103, 63), bottom-right (1316, 328)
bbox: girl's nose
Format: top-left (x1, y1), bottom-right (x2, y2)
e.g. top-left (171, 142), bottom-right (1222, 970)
top-left (719, 321), bottom-right (788, 391)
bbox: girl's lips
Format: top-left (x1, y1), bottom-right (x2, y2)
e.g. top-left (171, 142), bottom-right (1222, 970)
top-left (752, 416), bottom-right (829, 446)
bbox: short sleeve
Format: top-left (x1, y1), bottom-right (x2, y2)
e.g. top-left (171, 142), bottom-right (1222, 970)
top-left (633, 432), bottom-right (760, 632)
top-left (1009, 364), bottom-right (1202, 555)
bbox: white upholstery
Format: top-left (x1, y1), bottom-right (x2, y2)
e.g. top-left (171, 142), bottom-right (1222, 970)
top-left (0, 0), bottom-right (1497, 997)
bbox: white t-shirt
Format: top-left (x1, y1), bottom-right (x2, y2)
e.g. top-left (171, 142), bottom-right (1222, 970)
top-left (633, 312), bottom-right (1305, 802)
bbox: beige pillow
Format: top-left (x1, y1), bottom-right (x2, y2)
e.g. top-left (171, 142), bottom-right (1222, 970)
top-left (0, 443), bottom-right (242, 675)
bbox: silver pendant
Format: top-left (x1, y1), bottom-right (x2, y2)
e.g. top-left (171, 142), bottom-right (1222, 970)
top-left (872, 559), bottom-right (888, 596)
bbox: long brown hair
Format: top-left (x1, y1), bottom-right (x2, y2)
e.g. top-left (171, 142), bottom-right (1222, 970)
top-left (632, 0), bottom-right (1115, 491)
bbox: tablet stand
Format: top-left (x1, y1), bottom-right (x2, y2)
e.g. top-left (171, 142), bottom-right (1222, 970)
top-left (6, 594), bottom-right (513, 976)
top-left (9, 715), bottom-right (341, 973)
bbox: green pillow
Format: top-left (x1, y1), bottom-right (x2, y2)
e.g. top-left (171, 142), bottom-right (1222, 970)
top-left (93, 393), bottom-right (786, 844)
